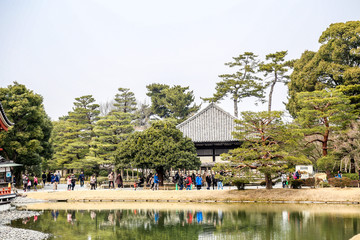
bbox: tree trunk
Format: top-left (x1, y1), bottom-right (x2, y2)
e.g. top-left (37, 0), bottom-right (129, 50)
top-left (157, 168), bottom-right (165, 186)
top-left (233, 98), bottom-right (238, 118)
top-left (323, 118), bottom-right (329, 156)
top-left (268, 74), bottom-right (277, 112)
top-left (265, 173), bottom-right (273, 189)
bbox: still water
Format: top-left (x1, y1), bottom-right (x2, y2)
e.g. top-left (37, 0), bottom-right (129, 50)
top-left (11, 202), bottom-right (360, 240)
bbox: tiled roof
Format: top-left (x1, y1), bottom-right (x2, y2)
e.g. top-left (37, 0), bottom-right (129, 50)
top-left (177, 103), bottom-right (238, 142)
top-left (0, 102), bottom-right (13, 131)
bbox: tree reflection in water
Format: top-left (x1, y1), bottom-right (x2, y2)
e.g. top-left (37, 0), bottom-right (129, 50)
top-left (10, 206), bottom-right (360, 240)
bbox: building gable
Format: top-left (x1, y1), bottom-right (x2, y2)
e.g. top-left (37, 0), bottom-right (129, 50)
top-left (177, 103), bottom-right (238, 143)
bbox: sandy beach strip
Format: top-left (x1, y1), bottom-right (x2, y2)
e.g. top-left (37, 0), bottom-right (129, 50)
top-left (23, 188), bottom-right (360, 204)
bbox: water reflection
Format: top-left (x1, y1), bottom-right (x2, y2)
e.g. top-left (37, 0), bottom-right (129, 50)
top-left (11, 204), bottom-right (360, 240)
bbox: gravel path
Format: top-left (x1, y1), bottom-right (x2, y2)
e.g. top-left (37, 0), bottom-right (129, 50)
top-left (0, 209), bottom-right (50, 240)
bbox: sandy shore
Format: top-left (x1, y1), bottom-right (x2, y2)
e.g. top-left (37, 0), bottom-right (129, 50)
top-left (23, 188), bottom-right (360, 203)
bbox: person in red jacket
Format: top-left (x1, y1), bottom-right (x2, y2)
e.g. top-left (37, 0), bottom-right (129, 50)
top-left (185, 175), bottom-right (192, 190)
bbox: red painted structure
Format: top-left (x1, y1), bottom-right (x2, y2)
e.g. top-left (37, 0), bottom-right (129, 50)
top-left (0, 101), bottom-right (15, 202)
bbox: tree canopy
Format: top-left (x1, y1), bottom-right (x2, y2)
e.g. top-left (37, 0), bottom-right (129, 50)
top-left (146, 83), bottom-right (200, 121)
top-left (0, 82), bottom-right (53, 178)
top-left (287, 21), bottom-right (360, 116)
top-left (50, 95), bottom-right (100, 169)
top-left (294, 89), bottom-right (355, 157)
top-left (260, 51), bottom-right (292, 112)
top-left (116, 120), bottom-right (200, 183)
top-left (203, 52), bottom-right (264, 117)
top-left (224, 111), bottom-right (310, 189)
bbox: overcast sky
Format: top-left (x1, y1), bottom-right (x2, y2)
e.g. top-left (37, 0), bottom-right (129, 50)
top-left (0, 0), bottom-right (359, 120)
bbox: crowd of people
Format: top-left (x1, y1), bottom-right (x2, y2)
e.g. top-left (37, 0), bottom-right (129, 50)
top-left (19, 170), bottom-right (227, 192)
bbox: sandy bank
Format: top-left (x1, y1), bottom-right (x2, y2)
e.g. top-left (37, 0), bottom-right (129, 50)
top-left (24, 188), bottom-right (360, 204)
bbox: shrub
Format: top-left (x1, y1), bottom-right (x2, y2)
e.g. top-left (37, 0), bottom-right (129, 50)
top-left (96, 177), bottom-right (108, 184)
top-left (303, 178), bottom-right (315, 187)
top-left (232, 178), bottom-right (250, 190)
top-left (342, 173), bottom-right (359, 180)
top-left (290, 179), bottom-right (304, 189)
top-left (321, 182), bottom-right (330, 188)
top-left (99, 170), bottom-right (109, 177)
top-left (328, 177), bottom-right (351, 188)
top-left (260, 181), bottom-right (275, 186)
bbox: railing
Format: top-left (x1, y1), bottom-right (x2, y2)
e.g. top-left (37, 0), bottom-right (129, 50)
top-left (0, 187), bottom-right (11, 195)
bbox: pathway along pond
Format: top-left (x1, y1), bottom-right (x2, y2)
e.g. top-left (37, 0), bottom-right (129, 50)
top-left (11, 202), bottom-right (360, 240)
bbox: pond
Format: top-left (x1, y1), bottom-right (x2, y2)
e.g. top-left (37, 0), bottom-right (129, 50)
top-left (11, 202), bottom-right (360, 240)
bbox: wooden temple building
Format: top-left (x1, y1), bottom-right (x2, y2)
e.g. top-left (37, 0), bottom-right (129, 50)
top-left (0, 101), bottom-right (18, 205)
top-left (177, 103), bottom-right (241, 169)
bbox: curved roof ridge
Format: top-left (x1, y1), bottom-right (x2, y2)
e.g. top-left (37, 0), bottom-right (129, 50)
top-left (0, 102), bottom-right (14, 130)
top-left (177, 102), bottom-right (236, 128)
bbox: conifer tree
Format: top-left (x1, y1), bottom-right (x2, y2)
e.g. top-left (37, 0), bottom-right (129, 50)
top-left (203, 52), bottom-right (264, 117)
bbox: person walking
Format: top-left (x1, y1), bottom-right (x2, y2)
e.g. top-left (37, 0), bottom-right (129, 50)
top-left (178, 174), bottom-right (184, 190)
top-left (54, 173), bottom-right (59, 190)
top-left (33, 176), bottom-right (38, 191)
top-left (67, 175), bottom-right (72, 191)
top-left (22, 174), bottom-right (28, 192)
top-left (41, 172), bottom-right (47, 186)
top-left (78, 171), bottom-right (85, 187)
top-left (108, 172), bottom-right (115, 189)
top-left (47, 172), bottom-right (51, 185)
top-left (153, 173), bottom-right (160, 191)
top-left (90, 175), bottom-right (96, 190)
top-left (149, 175), bottom-right (154, 190)
top-left (281, 173), bottom-right (287, 188)
top-left (206, 174), bottom-right (212, 190)
top-left (185, 175), bottom-right (192, 190)
top-left (196, 174), bottom-right (202, 190)
top-left (211, 173), bottom-right (217, 190)
top-left (217, 171), bottom-right (224, 190)
top-left (116, 173), bottom-right (123, 188)
top-left (27, 177), bottom-right (31, 192)
top-left (71, 173), bottom-right (76, 190)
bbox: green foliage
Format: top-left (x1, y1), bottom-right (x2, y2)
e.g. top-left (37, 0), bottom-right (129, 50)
top-left (50, 95), bottom-right (100, 169)
top-left (0, 82), bottom-right (53, 179)
top-left (116, 119), bottom-right (200, 180)
top-left (317, 156), bottom-right (338, 172)
top-left (328, 177), bottom-right (351, 188)
top-left (232, 178), bottom-right (250, 190)
top-left (294, 89), bottom-right (355, 157)
top-left (98, 170), bottom-right (109, 177)
top-left (146, 84), bottom-right (199, 121)
top-left (225, 111), bottom-right (309, 189)
top-left (113, 88), bottom-right (137, 114)
top-left (260, 51), bottom-right (292, 112)
top-left (287, 21), bottom-right (360, 116)
top-left (342, 173), bottom-right (359, 180)
top-left (203, 52), bottom-right (264, 117)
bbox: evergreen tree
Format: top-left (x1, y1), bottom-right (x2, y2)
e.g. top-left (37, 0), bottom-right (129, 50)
top-left (260, 51), bottom-right (292, 112)
top-left (87, 88), bottom-right (135, 168)
top-left (203, 52), bottom-right (264, 117)
top-left (0, 82), bottom-right (53, 180)
top-left (224, 111), bottom-right (310, 189)
top-left (116, 120), bottom-right (200, 184)
top-left (294, 89), bottom-right (355, 157)
top-left (146, 84), bottom-right (199, 121)
top-left (50, 95), bottom-right (100, 169)
top-left (114, 88), bottom-right (137, 114)
top-left (287, 21), bottom-right (360, 116)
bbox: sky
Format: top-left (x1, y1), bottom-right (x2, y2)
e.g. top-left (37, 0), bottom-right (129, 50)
top-left (0, 0), bottom-right (359, 120)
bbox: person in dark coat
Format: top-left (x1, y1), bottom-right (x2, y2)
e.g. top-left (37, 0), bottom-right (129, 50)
top-left (116, 173), bottom-right (123, 188)
top-left (178, 174), bottom-right (184, 190)
top-left (211, 174), bottom-right (217, 190)
top-left (206, 174), bottom-right (212, 190)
